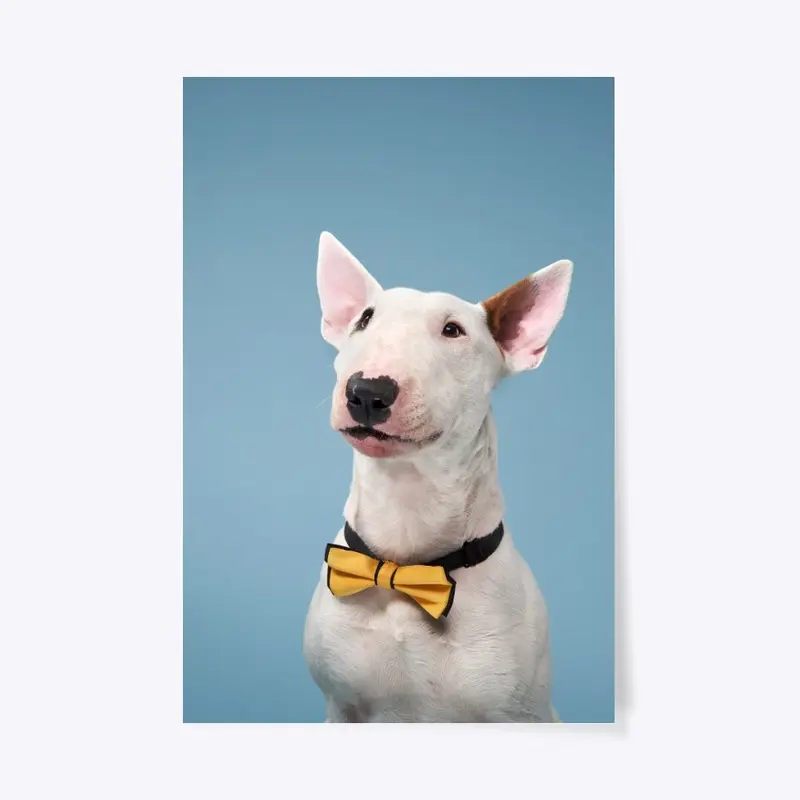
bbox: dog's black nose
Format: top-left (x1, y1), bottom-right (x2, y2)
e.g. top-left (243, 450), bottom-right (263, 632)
top-left (345, 372), bottom-right (399, 426)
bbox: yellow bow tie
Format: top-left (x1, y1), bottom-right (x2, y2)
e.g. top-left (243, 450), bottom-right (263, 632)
top-left (324, 544), bottom-right (456, 619)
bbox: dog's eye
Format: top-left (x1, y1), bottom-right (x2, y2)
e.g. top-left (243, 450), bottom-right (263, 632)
top-left (354, 307), bottom-right (374, 332)
top-left (442, 321), bottom-right (465, 339)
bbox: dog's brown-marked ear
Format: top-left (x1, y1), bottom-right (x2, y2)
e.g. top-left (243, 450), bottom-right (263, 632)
top-left (482, 260), bottom-right (573, 372)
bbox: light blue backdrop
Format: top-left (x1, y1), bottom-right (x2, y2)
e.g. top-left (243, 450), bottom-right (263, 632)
top-left (184, 78), bottom-right (614, 723)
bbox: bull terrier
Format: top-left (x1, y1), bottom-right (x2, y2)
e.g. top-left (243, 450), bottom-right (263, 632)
top-left (303, 232), bottom-right (572, 722)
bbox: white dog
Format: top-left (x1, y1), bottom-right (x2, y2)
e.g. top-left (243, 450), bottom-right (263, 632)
top-left (303, 232), bottom-right (572, 722)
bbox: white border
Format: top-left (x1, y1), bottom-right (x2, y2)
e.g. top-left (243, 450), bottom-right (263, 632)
top-left (1, 1), bottom-right (798, 797)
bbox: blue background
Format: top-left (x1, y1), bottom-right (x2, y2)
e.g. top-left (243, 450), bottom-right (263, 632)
top-left (183, 78), bottom-right (614, 723)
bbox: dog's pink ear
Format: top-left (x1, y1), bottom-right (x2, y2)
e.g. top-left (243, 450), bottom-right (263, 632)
top-left (481, 260), bottom-right (573, 372)
top-left (316, 232), bottom-right (382, 348)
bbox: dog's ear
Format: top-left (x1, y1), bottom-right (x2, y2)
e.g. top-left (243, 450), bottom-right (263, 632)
top-left (316, 232), bottom-right (382, 348)
top-left (481, 260), bottom-right (573, 372)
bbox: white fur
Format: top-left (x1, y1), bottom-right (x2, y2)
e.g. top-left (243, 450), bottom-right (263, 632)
top-left (303, 232), bottom-right (572, 722)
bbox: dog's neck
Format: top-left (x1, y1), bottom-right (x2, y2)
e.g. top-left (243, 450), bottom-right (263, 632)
top-left (343, 410), bottom-right (504, 564)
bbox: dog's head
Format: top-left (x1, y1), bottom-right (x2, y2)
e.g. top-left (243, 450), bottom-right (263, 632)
top-left (317, 232), bottom-right (572, 459)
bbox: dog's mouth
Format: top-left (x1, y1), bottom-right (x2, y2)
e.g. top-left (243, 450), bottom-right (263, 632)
top-left (340, 426), bottom-right (441, 445)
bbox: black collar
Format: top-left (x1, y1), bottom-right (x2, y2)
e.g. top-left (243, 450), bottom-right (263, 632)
top-left (343, 519), bottom-right (505, 573)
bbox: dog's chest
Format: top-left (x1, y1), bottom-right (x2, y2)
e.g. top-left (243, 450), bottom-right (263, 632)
top-left (304, 579), bottom-right (521, 722)
top-left (311, 590), bottom-right (451, 687)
